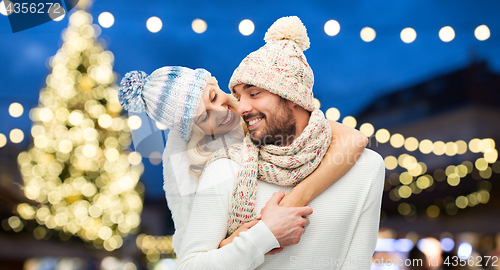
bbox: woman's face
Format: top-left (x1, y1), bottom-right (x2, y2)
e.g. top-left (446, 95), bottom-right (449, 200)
top-left (194, 82), bottom-right (240, 136)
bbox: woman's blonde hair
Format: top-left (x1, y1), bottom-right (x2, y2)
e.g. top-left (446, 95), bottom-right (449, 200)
top-left (186, 79), bottom-right (247, 179)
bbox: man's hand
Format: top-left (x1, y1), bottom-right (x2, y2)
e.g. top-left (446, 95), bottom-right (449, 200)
top-left (260, 190), bottom-right (313, 247)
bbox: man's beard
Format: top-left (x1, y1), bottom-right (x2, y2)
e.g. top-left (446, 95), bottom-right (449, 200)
top-left (247, 98), bottom-right (297, 146)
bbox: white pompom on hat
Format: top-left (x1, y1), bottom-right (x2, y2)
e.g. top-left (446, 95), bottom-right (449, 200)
top-left (228, 16), bottom-right (315, 111)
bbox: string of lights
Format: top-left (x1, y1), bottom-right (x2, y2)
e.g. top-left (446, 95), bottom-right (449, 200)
top-left (0, 3), bottom-right (493, 42)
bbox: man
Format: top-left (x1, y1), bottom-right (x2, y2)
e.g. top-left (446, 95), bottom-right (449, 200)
top-left (175, 16), bottom-right (385, 270)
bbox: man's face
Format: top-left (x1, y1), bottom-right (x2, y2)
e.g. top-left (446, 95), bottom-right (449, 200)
top-left (233, 84), bottom-right (297, 146)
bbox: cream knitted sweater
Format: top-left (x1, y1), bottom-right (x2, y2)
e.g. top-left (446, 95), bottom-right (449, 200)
top-left (175, 148), bottom-right (385, 270)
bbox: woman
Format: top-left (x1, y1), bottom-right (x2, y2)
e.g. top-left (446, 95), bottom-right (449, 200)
top-left (118, 66), bottom-right (368, 255)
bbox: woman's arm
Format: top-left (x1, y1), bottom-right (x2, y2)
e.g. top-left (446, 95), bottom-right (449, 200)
top-left (219, 219), bottom-right (259, 248)
top-left (218, 217), bottom-right (284, 255)
top-left (176, 159), bottom-right (280, 270)
top-left (279, 120), bottom-right (368, 207)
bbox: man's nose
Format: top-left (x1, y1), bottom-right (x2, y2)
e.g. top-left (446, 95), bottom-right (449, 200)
top-left (237, 97), bottom-right (252, 116)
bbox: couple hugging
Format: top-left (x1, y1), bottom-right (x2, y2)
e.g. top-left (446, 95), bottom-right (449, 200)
top-left (118, 16), bottom-right (385, 270)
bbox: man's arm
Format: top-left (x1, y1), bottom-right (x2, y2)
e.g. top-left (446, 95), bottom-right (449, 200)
top-left (339, 156), bottom-right (385, 270)
top-left (219, 190), bottom-right (312, 250)
top-left (175, 159), bottom-right (311, 270)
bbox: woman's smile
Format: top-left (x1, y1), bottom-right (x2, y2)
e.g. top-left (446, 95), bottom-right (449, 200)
top-left (219, 107), bottom-right (235, 127)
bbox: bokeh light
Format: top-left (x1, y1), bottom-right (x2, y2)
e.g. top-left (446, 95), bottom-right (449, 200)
top-left (441, 238), bottom-right (455, 252)
top-left (326, 108), bottom-right (340, 121)
top-left (239, 19), bottom-right (255, 36)
top-left (360, 27), bottom-right (376, 42)
top-left (155, 122), bottom-right (167, 130)
top-left (128, 115), bottom-right (142, 130)
top-left (9, 128), bottom-right (24, 143)
top-left (128, 152), bottom-right (142, 165)
top-left (475, 158), bottom-right (488, 171)
top-left (457, 242), bottom-right (473, 259)
top-left (482, 138), bottom-right (495, 150)
top-left (147, 16), bottom-right (163, 33)
top-left (394, 239), bottom-right (414, 252)
top-left (416, 175), bottom-right (431, 189)
top-left (0, 1), bottom-right (10, 16)
top-left (447, 173), bottom-right (460, 186)
top-left (398, 186), bottom-right (412, 198)
top-left (149, 151), bottom-right (162, 165)
top-left (439, 26), bottom-right (455, 42)
top-left (384, 156), bottom-right (398, 170)
top-left (342, 116), bottom-right (357, 128)
top-left (427, 205), bottom-right (440, 218)
top-left (359, 123), bottom-right (374, 137)
top-left (49, 4), bottom-right (65, 21)
top-left (9, 102), bottom-right (23, 117)
top-left (456, 140), bottom-right (468, 154)
top-left (98, 12), bottom-right (115, 28)
top-left (418, 139), bottom-right (433, 154)
top-left (192, 18), bottom-right (207, 34)
top-left (399, 172), bottom-right (412, 185)
top-left (484, 149), bottom-right (498, 163)
top-left (404, 137), bottom-right (419, 151)
top-left (324, 20), bottom-right (340, 36)
top-left (474, 25), bottom-right (490, 41)
top-left (390, 133), bottom-right (404, 148)
top-left (98, 114), bottom-right (113, 128)
top-left (123, 262), bottom-right (137, 270)
top-left (445, 142), bottom-right (458, 156)
top-left (0, 133), bottom-right (6, 147)
top-left (456, 196), bottom-right (468, 208)
top-left (469, 138), bottom-right (483, 153)
top-left (68, 110), bottom-right (83, 126)
top-left (398, 203), bottom-right (411, 215)
top-left (418, 238), bottom-right (442, 259)
top-left (433, 141), bottom-right (445, 155)
top-left (313, 98), bottom-right (321, 109)
top-left (375, 129), bottom-right (390, 144)
top-left (401, 27), bottom-right (417, 43)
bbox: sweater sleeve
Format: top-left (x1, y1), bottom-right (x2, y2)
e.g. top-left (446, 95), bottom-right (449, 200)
top-left (162, 135), bottom-right (198, 255)
top-left (340, 155), bottom-right (385, 270)
top-left (175, 159), bottom-right (280, 270)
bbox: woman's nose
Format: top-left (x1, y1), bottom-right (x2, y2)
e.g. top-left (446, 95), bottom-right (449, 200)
top-left (219, 91), bottom-right (229, 107)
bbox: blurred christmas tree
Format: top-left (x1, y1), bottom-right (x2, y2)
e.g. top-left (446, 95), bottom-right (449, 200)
top-left (16, 9), bottom-right (144, 251)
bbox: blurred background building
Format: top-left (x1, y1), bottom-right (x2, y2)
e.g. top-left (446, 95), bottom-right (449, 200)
top-left (0, 0), bottom-right (499, 269)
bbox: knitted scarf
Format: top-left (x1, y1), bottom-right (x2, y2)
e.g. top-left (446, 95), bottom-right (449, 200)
top-left (204, 109), bottom-right (332, 235)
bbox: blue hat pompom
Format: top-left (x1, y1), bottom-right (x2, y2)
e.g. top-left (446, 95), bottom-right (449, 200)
top-left (118, 70), bottom-right (148, 112)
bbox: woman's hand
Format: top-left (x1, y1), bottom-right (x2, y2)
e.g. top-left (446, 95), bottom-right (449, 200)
top-left (218, 219), bottom-right (259, 248)
top-left (218, 217), bottom-right (285, 255)
top-left (278, 189), bottom-right (307, 207)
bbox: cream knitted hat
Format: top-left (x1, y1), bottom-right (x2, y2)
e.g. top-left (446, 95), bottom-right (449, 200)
top-left (228, 16), bottom-right (315, 111)
top-left (118, 66), bottom-right (211, 141)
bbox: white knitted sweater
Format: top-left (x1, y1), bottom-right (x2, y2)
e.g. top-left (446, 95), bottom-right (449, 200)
top-left (175, 148), bottom-right (385, 270)
top-left (163, 132), bottom-right (243, 254)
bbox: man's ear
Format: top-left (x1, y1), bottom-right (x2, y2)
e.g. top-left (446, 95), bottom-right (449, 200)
top-left (287, 100), bottom-right (297, 109)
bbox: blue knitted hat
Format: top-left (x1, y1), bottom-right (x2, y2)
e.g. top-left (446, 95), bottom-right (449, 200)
top-left (118, 66), bottom-right (211, 141)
